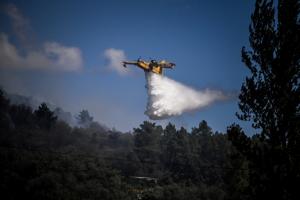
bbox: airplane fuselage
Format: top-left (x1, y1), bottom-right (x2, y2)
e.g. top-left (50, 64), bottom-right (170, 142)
top-left (136, 61), bottom-right (163, 74)
top-left (123, 60), bottom-right (174, 75)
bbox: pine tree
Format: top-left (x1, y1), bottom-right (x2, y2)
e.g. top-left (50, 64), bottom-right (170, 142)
top-left (235, 0), bottom-right (300, 199)
top-left (34, 103), bottom-right (57, 130)
top-left (76, 109), bottom-right (93, 128)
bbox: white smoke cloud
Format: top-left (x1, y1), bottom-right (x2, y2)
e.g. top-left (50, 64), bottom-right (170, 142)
top-left (104, 48), bottom-right (128, 75)
top-left (0, 4), bottom-right (83, 71)
top-left (0, 33), bottom-right (83, 71)
top-left (145, 73), bottom-right (227, 120)
top-left (5, 4), bottom-right (33, 48)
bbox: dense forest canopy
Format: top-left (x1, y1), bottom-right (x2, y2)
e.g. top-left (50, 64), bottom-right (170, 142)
top-left (1, 88), bottom-right (246, 199)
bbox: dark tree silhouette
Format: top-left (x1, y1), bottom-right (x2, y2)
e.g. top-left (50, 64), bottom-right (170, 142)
top-left (133, 121), bottom-right (162, 177)
top-left (0, 89), bottom-right (10, 130)
top-left (77, 109), bottom-right (93, 128)
top-left (34, 103), bottom-right (57, 130)
top-left (10, 104), bottom-right (34, 129)
top-left (234, 0), bottom-right (300, 199)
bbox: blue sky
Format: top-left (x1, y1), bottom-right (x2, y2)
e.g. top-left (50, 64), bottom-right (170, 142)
top-left (0, 0), bottom-right (256, 134)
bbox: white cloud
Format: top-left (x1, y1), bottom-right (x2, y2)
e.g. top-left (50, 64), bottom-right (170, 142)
top-left (44, 42), bottom-right (83, 71)
top-left (0, 4), bottom-right (83, 72)
top-left (0, 33), bottom-right (83, 71)
top-left (104, 48), bottom-right (128, 75)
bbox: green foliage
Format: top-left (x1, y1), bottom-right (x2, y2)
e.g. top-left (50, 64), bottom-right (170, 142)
top-left (0, 89), bottom-right (11, 130)
top-left (0, 148), bottom-right (133, 200)
top-left (234, 0), bottom-right (300, 199)
top-left (134, 121), bottom-right (163, 177)
top-left (226, 125), bottom-right (250, 200)
top-left (77, 109), bottom-right (93, 128)
top-left (0, 90), bottom-right (247, 199)
top-left (34, 103), bottom-right (57, 130)
top-left (10, 104), bottom-right (35, 129)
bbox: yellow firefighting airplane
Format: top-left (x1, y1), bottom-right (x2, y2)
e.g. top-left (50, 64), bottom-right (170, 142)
top-left (122, 59), bottom-right (175, 75)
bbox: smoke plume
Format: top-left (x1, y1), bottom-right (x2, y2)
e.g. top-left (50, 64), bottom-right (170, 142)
top-left (145, 73), bottom-right (227, 120)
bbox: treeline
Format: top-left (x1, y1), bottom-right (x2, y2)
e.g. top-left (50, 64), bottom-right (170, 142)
top-left (0, 89), bottom-right (249, 200)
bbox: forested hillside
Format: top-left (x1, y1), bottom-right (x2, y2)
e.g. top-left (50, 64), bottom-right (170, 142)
top-left (0, 89), bottom-right (250, 200)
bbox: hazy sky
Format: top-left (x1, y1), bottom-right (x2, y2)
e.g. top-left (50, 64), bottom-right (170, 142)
top-left (0, 0), bottom-right (256, 134)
